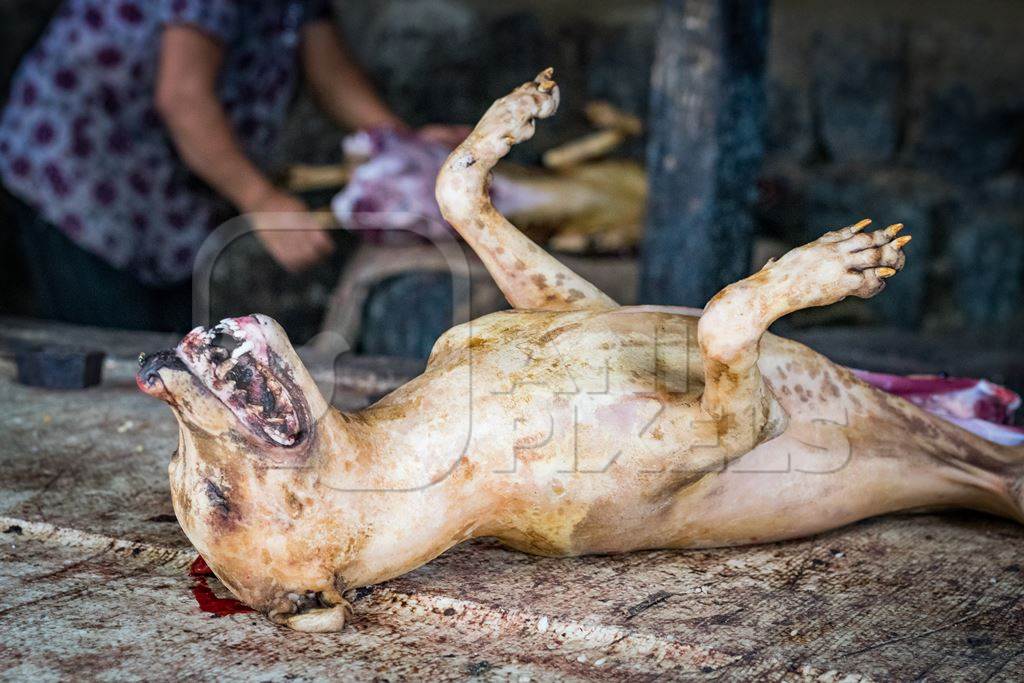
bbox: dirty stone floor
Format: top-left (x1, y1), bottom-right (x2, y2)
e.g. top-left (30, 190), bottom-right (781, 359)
top-left (1, 319), bottom-right (1023, 681)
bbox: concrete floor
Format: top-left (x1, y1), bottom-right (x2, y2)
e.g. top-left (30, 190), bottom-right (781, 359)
top-left (1, 319), bottom-right (1023, 681)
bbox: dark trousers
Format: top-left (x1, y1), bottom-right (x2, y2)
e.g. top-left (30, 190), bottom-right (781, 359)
top-left (10, 196), bottom-right (193, 333)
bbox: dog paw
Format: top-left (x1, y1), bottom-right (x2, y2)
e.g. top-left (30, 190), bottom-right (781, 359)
top-left (764, 219), bottom-right (912, 306)
top-left (268, 591), bottom-right (353, 632)
top-left (480, 68), bottom-right (560, 148)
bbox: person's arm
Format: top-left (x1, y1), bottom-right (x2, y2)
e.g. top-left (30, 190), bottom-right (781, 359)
top-left (302, 20), bottom-right (404, 131)
top-left (155, 25), bottom-right (333, 272)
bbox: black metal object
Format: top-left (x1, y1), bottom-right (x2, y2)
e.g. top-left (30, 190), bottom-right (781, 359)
top-left (14, 346), bottom-right (105, 389)
top-left (641, 0), bottom-right (771, 307)
top-left (361, 272), bottom-right (456, 359)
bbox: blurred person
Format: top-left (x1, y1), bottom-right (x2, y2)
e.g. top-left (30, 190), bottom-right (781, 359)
top-left (0, 0), bottom-right (464, 331)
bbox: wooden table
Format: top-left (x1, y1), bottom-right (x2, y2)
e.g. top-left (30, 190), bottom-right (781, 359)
top-left (1, 319), bottom-right (1022, 681)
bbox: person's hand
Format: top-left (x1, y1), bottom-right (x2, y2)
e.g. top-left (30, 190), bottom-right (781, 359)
top-left (417, 124), bottom-right (472, 147)
top-left (246, 190), bottom-right (335, 273)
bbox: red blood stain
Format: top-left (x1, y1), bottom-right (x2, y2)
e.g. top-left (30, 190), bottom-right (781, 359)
top-left (189, 555), bottom-right (212, 576)
top-left (189, 555), bottom-right (253, 617)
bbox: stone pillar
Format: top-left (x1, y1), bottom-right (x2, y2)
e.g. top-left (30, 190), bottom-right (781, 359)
top-left (641, 0), bottom-right (771, 306)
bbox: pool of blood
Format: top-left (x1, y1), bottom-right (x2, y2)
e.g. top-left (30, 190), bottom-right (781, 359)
top-left (189, 556), bottom-right (253, 617)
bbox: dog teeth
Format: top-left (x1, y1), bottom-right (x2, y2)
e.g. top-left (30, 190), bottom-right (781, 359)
top-left (231, 339), bottom-right (254, 360)
top-left (186, 325), bottom-right (215, 345)
top-left (217, 318), bottom-right (244, 338)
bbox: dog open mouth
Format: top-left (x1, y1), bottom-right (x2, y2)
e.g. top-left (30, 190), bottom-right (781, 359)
top-left (157, 316), bottom-right (310, 448)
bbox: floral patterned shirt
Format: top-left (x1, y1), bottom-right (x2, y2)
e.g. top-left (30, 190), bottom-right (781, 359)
top-left (0, 0), bottom-right (329, 286)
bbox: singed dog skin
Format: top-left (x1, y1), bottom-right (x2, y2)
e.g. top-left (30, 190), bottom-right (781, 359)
top-left (138, 72), bottom-right (1024, 632)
